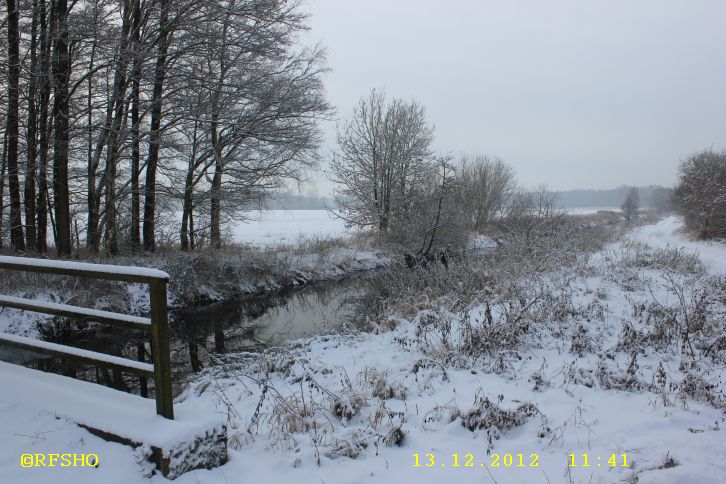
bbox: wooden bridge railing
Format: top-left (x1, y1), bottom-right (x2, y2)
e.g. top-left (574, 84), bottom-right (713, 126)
top-left (0, 256), bottom-right (174, 419)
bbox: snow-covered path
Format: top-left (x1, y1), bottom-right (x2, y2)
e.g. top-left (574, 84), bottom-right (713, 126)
top-left (628, 215), bottom-right (726, 275)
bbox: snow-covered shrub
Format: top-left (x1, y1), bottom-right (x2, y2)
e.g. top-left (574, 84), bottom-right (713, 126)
top-left (459, 392), bottom-right (544, 449)
top-left (596, 353), bottom-right (647, 392)
top-left (570, 323), bottom-right (592, 355)
top-left (325, 431), bottom-right (371, 459)
top-left (383, 426), bottom-right (406, 446)
top-left (677, 372), bottom-right (725, 408)
top-left (331, 394), bottom-right (367, 422)
top-left (529, 369), bottom-right (551, 392)
top-left (358, 367), bottom-right (407, 401)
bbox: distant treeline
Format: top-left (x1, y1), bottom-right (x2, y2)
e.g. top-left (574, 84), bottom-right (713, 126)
top-left (264, 186), bottom-right (673, 212)
top-left (552, 186), bottom-right (668, 208)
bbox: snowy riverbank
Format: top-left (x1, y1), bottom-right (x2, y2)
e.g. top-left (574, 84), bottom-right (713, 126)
top-left (2, 217), bottom-right (725, 484)
top-left (0, 240), bottom-right (392, 338)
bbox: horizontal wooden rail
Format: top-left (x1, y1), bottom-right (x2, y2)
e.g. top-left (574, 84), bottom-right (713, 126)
top-left (0, 256), bottom-right (174, 419)
top-left (0, 296), bottom-right (152, 331)
top-left (0, 256), bottom-right (169, 284)
top-left (0, 333), bottom-right (154, 376)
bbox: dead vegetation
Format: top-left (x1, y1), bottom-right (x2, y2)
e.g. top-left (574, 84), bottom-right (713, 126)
top-left (177, 218), bottom-right (725, 471)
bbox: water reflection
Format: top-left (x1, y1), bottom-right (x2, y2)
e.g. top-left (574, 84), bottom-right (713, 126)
top-left (1, 274), bottom-right (373, 390)
top-left (171, 276), bottom-right (369, 376)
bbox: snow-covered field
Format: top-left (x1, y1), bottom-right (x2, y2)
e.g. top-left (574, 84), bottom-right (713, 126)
top-left (564, 207), bottom-right (621, 216)
top-left (2, 217), bottom-right (725, 484)
top-left (230, 208), bottom-right (624, 245)
top-left (230, 210), bottom-right (351, 246)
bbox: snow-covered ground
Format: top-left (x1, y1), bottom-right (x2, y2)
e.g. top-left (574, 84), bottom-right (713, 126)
top-left (1, 217), bottom-right (725, 484)
top-left (628, 215), bottom-right (726, 275)
top-left (230, 210), bottom-right (351, 246)
top-left (564, 207), bottom-right (621, 216)
top-left (228, 208), bottom-right (623, 246)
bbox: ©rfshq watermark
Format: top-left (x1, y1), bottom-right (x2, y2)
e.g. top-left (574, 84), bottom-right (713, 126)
top-left (19, 453), bottom-right (99, 468)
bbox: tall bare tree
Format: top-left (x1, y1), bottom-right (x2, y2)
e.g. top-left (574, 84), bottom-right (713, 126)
top-left (35, 0), bottom-right (51, 253)
top-left (172, 0), bottom-right (331, 249)
top-left (142, 0), bottom-right (172, 252)
top-left (5, 0), bottom-right (25, 252)
top-left (330, 90), bottom-right (434, 234)
top-left (456, 155), bottom-right (516, 230)
top-left (51, 0), bottom-right (72, 256)
top-left (0, 0), bottom-right (330, 255)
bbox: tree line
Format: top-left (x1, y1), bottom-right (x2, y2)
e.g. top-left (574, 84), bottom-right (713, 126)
top-left (330, 90), bottom-right (726, 256)
top-left (329, 89), bottom-right (522, 256)
top-left (0, 0), bottom-right (330, 256)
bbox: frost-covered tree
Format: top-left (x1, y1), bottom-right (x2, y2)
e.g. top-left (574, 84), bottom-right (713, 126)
top-left (172, 0), bottom-right (332, 250)
top-left (329, 89), bottom-right (434, 233)
top-left (0, 0), bottom-right (331, 254)
top-left (621, 187), bottom-right (639, 221)
top-left (455, 155), bottom-right (516, 231)
top-left (674, 149), bottom-right (726, 238)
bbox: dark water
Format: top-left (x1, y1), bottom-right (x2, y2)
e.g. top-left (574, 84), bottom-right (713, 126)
top-left (170, 275), bottom-right (372, 376)
top-left (0, 274), bottom-right (374, 390)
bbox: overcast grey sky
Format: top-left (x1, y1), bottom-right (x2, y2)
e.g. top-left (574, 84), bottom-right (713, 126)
top-left (301, 0), bottom-right (726, 193)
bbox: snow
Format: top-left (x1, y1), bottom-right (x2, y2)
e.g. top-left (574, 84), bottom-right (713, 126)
top-left (564, 207), bottom-right (621, 216)
top-left (0, 333), bottom-right (154, 374)
top-left (468, 234), bottom-right (498, 251)
top-left (0, 360), bottom-right (224, 483)
top-left (0, 256), bottom-right (169, 281)
top-left (230, 209), bottom-right (351, 246)
top-left (0, 216), bottom-right (724, 483)
top-left (628, 215), bottom-right (726, 275)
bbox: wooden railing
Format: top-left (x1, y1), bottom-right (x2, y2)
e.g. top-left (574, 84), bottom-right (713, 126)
top-left (0, 256), bottom-right (174, 419)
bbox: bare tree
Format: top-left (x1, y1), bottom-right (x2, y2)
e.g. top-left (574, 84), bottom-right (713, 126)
top-left (621, 187), bottom-right (639, 221)
top-left (0, 0), bottom-right (331, 255)
top-left (161, 0), bottom-right (331, 250)
top-left (456, 154), bottom-right (516, 231)
top-left (35, 0), bottom-right (51, 253)
top-left (5, 0), bottom-right (24, 252)
top-left (142, 0), bottom-right (173, 252)
top-left (330, 89), bottom-right (434, 234)
top-left (51, 0), bottom-right (72, 256)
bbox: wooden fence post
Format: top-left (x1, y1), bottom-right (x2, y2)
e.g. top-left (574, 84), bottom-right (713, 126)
top-left (150, 279), bottom-right (174, 419)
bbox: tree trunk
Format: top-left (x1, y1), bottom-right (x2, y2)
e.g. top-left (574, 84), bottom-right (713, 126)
top-left (142, 0), bottom-right (170, 252)
top-left (86, 41), bottom-right (99, 251)
top-left (129, 0), bottom-right (142, 249)
top-left (6, 0), bottom-right (26, 252)
top-left (36, 0), bottom-right (50, 253)
top-left (209, 115), bottom-right (223, 249)
top-left (24, 0), bottom-right (40, 251)
top-left (180, 121), bottom-right (199, 251)
top-left (102, 0), bottom-right (136, 255)
top-left (52, 0), bottom-right (72, 257)
top-left (0, 132), bottom-right (7, 249)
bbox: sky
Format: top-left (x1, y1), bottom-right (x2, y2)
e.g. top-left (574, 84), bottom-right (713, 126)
top-left (300, 0), bottom-right (726, 194)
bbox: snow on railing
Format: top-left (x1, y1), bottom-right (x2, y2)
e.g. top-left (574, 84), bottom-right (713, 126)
top-left (0, 256), bottom-right (174, 419)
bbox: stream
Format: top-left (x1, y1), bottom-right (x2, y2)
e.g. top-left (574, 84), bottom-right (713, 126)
top-left (169, 274), bottom-right (373, 377)
top-left (0, 272), bottom-right (376, 392)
